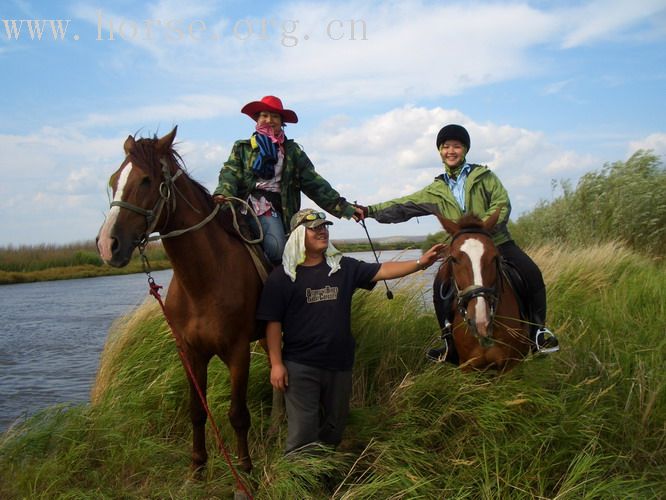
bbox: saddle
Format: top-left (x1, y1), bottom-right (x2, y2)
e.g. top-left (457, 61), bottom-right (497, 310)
top-left (499, 258), bottom-right (530, 323)
top-left (218, 206), bottom-right (273, 283)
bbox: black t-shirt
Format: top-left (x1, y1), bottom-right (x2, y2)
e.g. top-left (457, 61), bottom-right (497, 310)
top-left (256, 256), bottom-right (381, 371)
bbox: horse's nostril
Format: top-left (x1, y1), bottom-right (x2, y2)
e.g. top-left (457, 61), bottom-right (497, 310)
top-left (111, 237), bottom-right (119, 253)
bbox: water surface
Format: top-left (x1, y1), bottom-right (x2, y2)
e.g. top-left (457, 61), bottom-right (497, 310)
top-left (0, 250), bottom-right (434, 433)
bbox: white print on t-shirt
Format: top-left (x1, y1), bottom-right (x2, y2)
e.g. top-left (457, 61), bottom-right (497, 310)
top-left (305, 285), bottom-right (339, 303)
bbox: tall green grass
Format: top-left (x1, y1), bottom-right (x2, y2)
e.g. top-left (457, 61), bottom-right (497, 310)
top-left (1, 242), bottom-right (664, 498)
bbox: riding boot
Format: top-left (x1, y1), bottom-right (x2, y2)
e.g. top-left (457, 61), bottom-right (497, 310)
top-left (530, 287), bottom-right (559, 354)
top-left (429, 275), bottom-right (459, 364)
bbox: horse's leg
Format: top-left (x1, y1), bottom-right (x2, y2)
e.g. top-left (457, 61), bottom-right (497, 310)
top-left (226, 342), bottom-right (252, 472)
top-left (459, 347), bottom-right (488, 372)
top-left (186, 350), bottom-right (210, 472)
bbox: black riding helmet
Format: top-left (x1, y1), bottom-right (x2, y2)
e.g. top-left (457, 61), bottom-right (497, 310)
top-left (436, 124), bottom-right (470, 152)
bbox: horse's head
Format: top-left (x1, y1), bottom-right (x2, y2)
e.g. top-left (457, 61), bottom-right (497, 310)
top-left (437, 209), bottom-right (501, 342)
top-left (97, 127), bottom-right (179, 267)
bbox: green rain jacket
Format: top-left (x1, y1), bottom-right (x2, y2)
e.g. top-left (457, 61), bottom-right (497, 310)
top-left (214, 138), bottom-right (356, 231)
top-left (368, 164), bottom-right (513, 246)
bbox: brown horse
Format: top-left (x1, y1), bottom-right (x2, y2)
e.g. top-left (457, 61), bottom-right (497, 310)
top-left (96, 127), bottom-right (263, 472)
top-left (435, 211), bottom-right (530, 372)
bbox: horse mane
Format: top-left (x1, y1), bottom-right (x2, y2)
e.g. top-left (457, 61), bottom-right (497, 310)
top-left (130, 135), bottom-right (241, 236)
top-left (130, 135), bottom-right (214, 207)
top-left (457, 213), bottom-right (485, 229)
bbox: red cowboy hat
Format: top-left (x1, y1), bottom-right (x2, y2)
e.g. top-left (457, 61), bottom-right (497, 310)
top-left (241, 95), bottom-right (298, 123)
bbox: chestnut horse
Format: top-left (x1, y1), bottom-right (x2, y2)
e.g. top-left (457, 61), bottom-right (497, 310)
top-left (96, 127), bottom-right (262, 472)
top-left (435, 211), bottom-right (530, 372)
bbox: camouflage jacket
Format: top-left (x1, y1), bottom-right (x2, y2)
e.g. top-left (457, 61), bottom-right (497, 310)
top-left (368, 164), bottom-right (513, 246)
top-left (214, 138), bottom-right (355, 231)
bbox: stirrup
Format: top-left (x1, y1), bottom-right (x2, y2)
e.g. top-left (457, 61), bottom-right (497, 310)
top-left (534, 327), bottom-right (560, 355)
top-left (440, 319), bottom-right (452, 339)
top-left (426, 344), bottom-right (449, 363)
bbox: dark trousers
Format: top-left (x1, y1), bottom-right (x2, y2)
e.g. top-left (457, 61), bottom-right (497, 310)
top-left (497, 241), bottom-right (547, 326)
top-left (283, 360), bottom-right (353, 454)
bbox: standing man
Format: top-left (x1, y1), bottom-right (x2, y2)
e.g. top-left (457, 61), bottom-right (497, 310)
top-left (256, 208), bottom-right (444, 453)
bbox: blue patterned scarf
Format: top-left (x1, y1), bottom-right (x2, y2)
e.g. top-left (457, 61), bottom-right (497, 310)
top-left (251, 124), bottom-right (285, 179)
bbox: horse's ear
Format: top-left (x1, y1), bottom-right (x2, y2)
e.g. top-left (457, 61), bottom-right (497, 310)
top-left (123, 135), bottom-right (135, 154)
top-left (483, 207), bottom-right (502, 231)
top-left (157, 126), bottom-right (178, 152)
top-left (436, 213), bottom-right (459, 235)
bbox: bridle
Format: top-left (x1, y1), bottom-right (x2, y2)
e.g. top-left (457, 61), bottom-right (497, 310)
top-left (447, 227), bottom-right (502, 335)
top-left (109, 156), bottom-right (220, 247)
top-left (108, 154), bottom-right (263, 252)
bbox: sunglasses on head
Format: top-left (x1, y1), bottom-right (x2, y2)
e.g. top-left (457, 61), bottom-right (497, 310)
top-left (302, 212), bottom-right (326, 222)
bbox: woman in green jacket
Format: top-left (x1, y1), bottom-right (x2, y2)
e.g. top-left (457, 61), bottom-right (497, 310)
top-left (213, 95), bottom-right (363, 264)
top-left (359, 124), bottom-right (559, 361)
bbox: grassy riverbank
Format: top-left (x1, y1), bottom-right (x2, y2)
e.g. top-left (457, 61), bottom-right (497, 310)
top-left (0, 240), bottom-right (419, 285)
top-left (1, 241), bottom-right (664, 498)
top-left (0, 242), bottom-right (170, 284)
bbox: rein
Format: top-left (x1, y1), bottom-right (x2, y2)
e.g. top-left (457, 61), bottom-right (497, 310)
top-left (116, 155), bottom-right (264, 497)
top-left (110, 157), bottom-right (264, 246)
top-left (139, 256), bottom-right (253, 499)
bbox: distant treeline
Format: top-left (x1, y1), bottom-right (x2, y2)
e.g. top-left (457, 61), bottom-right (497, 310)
top-left (423, 151), bottom-right (665, 259)
top-left (0, 242), bottom-right (170, 284)
top-left (332, 240), bottom-right (420, 253)
top-left (0, 238), bottom-right (418, 284)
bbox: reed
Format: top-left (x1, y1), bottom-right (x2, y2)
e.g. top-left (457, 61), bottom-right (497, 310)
top-left (1, 242), bottom-right (664, 499)
top-left (511, 150), bottom-right (666, 258)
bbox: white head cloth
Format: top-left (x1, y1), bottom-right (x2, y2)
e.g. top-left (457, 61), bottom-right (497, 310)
top-left (282, 225), bottom-right (343, 282)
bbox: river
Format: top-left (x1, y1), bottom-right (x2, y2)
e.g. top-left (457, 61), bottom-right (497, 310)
top-left (0, 249), bottom-right (431, 433)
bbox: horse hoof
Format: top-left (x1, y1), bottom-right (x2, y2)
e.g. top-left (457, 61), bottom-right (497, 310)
top-left (189, 458), bottom-right (207, 480)
top-left (239, 456), bottom-right (253, 473)
top-left (234, 490), bottom-right (251, 500)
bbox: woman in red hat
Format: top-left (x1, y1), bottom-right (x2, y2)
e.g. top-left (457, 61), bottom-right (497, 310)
top-left (213, 96), bottom-right (363, 265)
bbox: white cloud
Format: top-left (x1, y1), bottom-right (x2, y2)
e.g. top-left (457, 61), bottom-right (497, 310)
top-left (297, 105), bottom-right (605, 229)
top-left (0, 126), bottom-right (229, 245)
top-left (71, 1), bottom-right (557, 105)
top-left (61, 0), bottom-right (666, 132)
top-left (629, 132), bottom-right (666, 159)
top-left (77, 94), bottom-right (239, 128)
top-left (544, 152), bottom-right (599, 174)
top-left (560, 0), bottom-right (666, 48)
top-left (542, 79), bottom-right (574, 95)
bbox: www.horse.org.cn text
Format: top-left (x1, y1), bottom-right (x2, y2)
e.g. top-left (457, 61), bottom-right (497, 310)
top-left (1, 11), bottom-right (368, 47)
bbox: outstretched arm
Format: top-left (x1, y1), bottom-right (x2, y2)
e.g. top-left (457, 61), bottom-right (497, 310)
top-left (366, 182), bottom-right (442, 224)
top-left (372, 243), bottom-right (446, 281)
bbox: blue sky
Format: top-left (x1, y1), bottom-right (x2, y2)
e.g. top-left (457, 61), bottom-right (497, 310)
top-left (1, 0), bottom-right (665, 246)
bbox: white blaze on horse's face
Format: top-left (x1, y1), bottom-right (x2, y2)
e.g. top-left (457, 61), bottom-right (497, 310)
top-left (460, 237), bottom-right (491, 329)
top-left (97, 162), bottom-right (133, 263)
